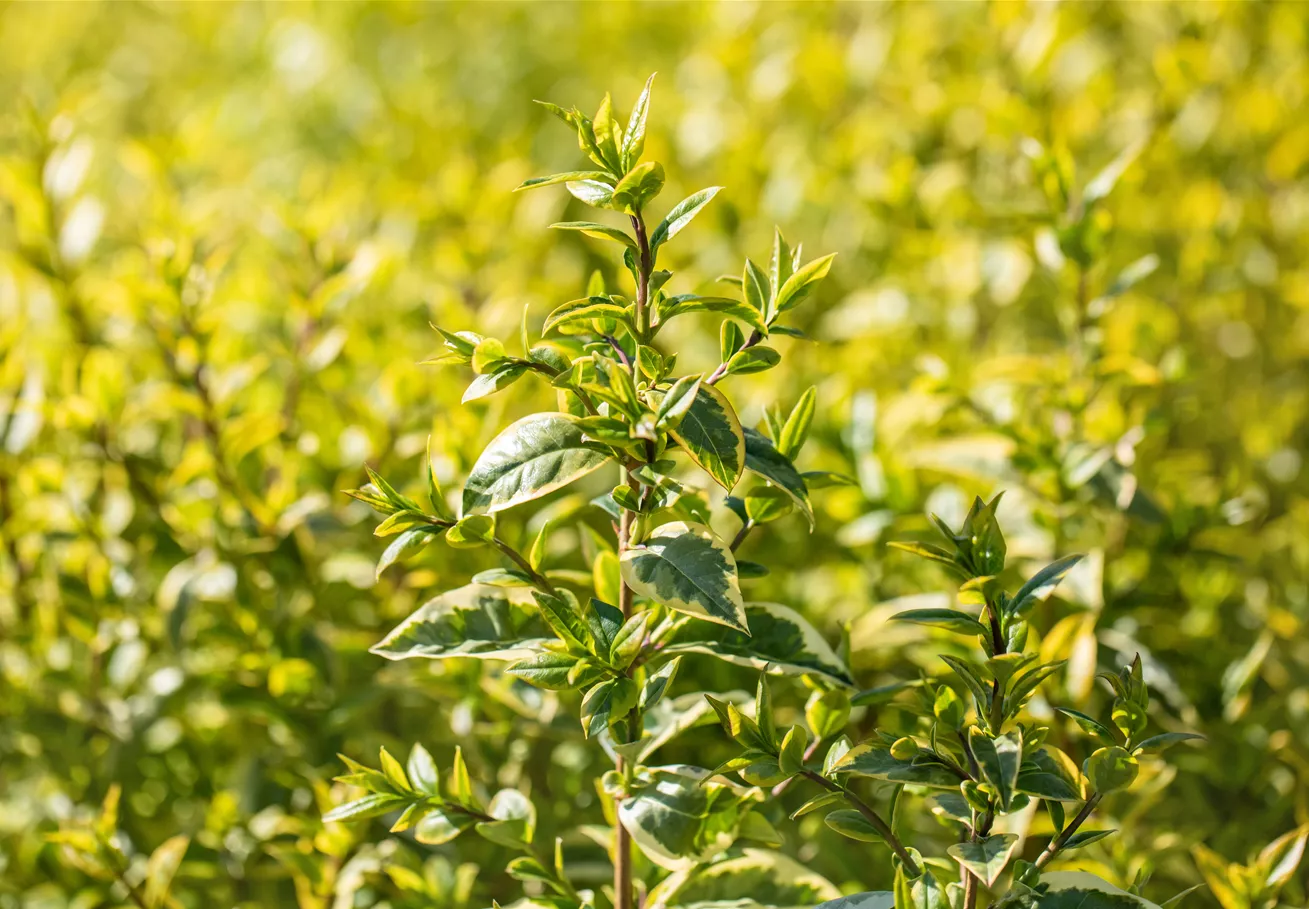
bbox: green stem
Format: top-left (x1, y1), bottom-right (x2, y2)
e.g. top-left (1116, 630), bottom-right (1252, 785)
top-left (1034, 793), bottom-right (1101, 869)
top-left (801, 770), bottom-right (920, 876)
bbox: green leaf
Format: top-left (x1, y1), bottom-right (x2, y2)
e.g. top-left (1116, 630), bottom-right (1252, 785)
top-left (506, 651), bottom-right (583, 690)
top-left (774, 252), bottom-right (836, 314)
top-left (323, 793), bottom-right (406, 823)
top-left (825, 809), bottom-right (884, 843)
top-left (566, 178), bottom-right (616, 208)
top-left (743, 258), bottom-right (769, 318)
top-left (406, 745), bottom-right (439, 797)
top-left (778, 386), bottom-right (816, 458)
top-left (550, 220), bottom-right (637, 248)
top-left (581, 677), bottom-right (638, 738)
top-left (143, 835), bottom-right (189, 909)
top-left (948, 834), bottom-right (1019, 887)
top-left (612, 160), bottom-right (665, 212)
top-left (462, 412), bottom-right (611, 514)
top-left (514, 170), bottom-right (614, 191)
top-left (534, 589), bottom-right (594, 653)
top-left (1012, 872), bottom-right (1166, 909)
top-left (649, 848), bottom-right (842, 907)
top-left (891, 608), bottom-right (989, 637)
top-left (620, 521), bottom-right (747, 632)
top-left (665, 601), bottom-right (854, 687)
top-left (543, 296), bottom-right (630, 334)
top-left (745, 486), bottom-right (793, 524)
top-left (376, 527), bottom-right (438, 578)
top-left (476, 789), bottom-right (536, 847)
top-left (611, 611), bottom-right (650, 670)
top-left (444, 514), bottom-right (495, 548)
top-left (650, 187), bottom-right (722, 253)
top-left (743, 427), bottom-right (813, 529)
top-left (1008, 554), bottom-right (1085, 618)
top-left (586, 597), bottom-right (623, 657)
top-left (971, 728), bottom-right (1022, 810)
top-left (414, 808), bottom-right (474, 845)
top-left (659, 294), bottom-right (768, 334)
top-left (1054, 707), bottom-right (1118, 745)
top-left (668, 383), bottom-right (745, 491)
top-left (816, 894), bottom-right (895, 909)
top-left (791, 791), bottom-right (845, 820)
top-left (833, 744), bottom-right (962, 789)
top-left (462, 363), bottom-right (528, 403)
top-left (616, 766), bottom-right (761, 872)
top-left (654, 375), bottom-right (703, 430)
top-left (621, 73), bottom-right (655, 169)
top-left (725, 345), bottom-right (780, 376)
top-left (1017, 747), bottom-right (1085, 802)
top-left (1063, 829), bottom-right (1117, 850)
top-left (1132, 732), bottom-right (1204, 755)
top-left (639, 655), bottom-right (681, 711)
top-left (1084, 746), bottom-right (1138, 792)
top-left (371, 583), bottom-right (550, 662)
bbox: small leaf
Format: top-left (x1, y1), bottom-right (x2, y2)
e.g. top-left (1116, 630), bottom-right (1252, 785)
top-left (515, 171), bottom-right (615, 192)
top-left (825, 809), bottom-right (883, 843)
top-left (551, 221), bottom-right (637, 248)
top-left (621, 73), bottom-right (656, 168)
top-left (650, 187), bottom-right (722, 253)
top-left (774, 252), bottom-right (836, 314)
top-left (1008, 554), bottom-right (1085, 618)
top-left (376, 528), bottom-right (437, 578)
top-left (890, 608), bottom-right (988, 637)
top-left (407, 745), bottom-right (440, 796)
top-left (778, 386), bottom-right (816, 458)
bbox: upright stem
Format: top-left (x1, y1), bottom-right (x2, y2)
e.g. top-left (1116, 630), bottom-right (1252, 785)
top-left (612, 211), bottom-right (655, 909)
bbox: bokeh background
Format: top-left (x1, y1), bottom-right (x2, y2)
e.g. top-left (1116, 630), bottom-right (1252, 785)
top-left (2, 1), bottom-right (1308, 906)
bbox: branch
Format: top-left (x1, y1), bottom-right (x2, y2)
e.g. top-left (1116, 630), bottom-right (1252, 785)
top-left (802, 770), bottom-right (920, 876)
top-left (1034, 793), bottom-right (1101, 869)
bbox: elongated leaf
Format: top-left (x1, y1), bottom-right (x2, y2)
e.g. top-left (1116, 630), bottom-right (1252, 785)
top-left (1008, 554), bottom-right (1085, 618)
top-left (774, 253), bottom-right (836, 314)
top-left (948, 834), bottom-right (1019, 887)
top-left (143, 835), bottom-right (190, 908)
top-left (1054, 706), bottom-right (1117, 745)
top-left (621, 521), bottom-right (747, 632)
top-left (651, 187), bottom-right (722, 253)
top-left (617, 766), bottom-right (761, 872)
top-left (371, 584), bottom-right (550, 661)
top-left (825, 809), bottom-right (883, 843)
top-left (648, 847), bottom-right (841, 908)
top-left (462, 363), bottom-right (528, 403)
top-left (664, 601), bottom-right (853, 686)
top-left (970, 728), bottom-right (1022, 810)
top-left (323, 793), bottom-right (406, 823)
top-left (622, 73), bottom-right (655, 168)
top-left (515, 171), bottom-right (613, 191)
top-left (550, 220), bottom-right (637, 248)
top-left (463, 412), bottom-right (610, 514)
top-left (891, 607), bottom-right (988, 637)
top-left (816, 894), bottom-right (895, 909)
top-left (543, 296), bottom-right (629, 334)
top-left (743, 427), bottom-right (813, 529)
top-left (376, 527), bottom-right (439, 579)
top-left (1017, 747), bottom-right (1085, 801)
top-left (668, 384), bottom-right (745, 491)
top-left (659, 294), bottom-right (768, 334)
top-left (833, 744), bottom-right (962, 789)
top-left (1009, 872), bottom-right (1165, 909)
top-left (1132, 732), bottom-right (1204, 755)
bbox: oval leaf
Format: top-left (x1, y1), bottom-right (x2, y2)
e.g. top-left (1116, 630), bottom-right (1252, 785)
top-left (463, 412), bottom-right (611, 514)
top-left (621, 521), bottom-right (748, 633)
top-left (668, 384), bottom-right (745, 491)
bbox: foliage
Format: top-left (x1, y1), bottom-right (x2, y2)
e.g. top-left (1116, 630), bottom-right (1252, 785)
top-left (2, 3), bottom-right (1309, 909)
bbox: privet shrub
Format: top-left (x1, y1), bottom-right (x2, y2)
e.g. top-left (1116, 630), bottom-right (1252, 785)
top-left (319, 78), bottom-right (1306, 909)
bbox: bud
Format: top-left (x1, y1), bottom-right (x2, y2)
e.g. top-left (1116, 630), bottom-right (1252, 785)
top-left (1084, 746), bottom-right (1139, 793)
top-left (933, 686), bottom-right (966, 728)
top-left (890, 737), bottom-right (919, 761)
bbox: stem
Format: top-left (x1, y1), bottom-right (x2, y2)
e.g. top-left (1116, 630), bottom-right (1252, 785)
top-left (492, 536), bottom-right (558, 596)
top-left (706, 330), bottom-right (761, 386)
top-left (610, 210), bottom-right (656, 909)
top-left (729, 519), bottom-right (754, 552)
top-left (801, 770), bottom-right (920, 876)
top-left (1034, 793), bottom-right (1101, 869)
top-left (963, 871), bottom-right (978, 909)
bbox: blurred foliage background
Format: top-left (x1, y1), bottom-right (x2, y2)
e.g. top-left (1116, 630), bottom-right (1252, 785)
top-left (2, 1), bottom-right (1308, 907)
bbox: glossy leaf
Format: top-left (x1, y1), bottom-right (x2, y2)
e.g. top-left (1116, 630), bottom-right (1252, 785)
top-left (462, 412), bottom-right (610, 514)
top-left (620, 521), bottom-right (747, 632)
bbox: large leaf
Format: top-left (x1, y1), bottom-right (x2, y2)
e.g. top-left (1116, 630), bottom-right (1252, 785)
top-left (371, 584), bottom-right (549, 661)
top-left (668, 384), bottom-right (745, 491)
top-left (948, 834), bottom-right (1019, 887)
top-left (663, 601), bottom-right (853, 686)
top-left (999, 873), bottom-right (1163, 909)
top-left (833, 744), bottom-right (962, 789)
top-left (650, 848), bottom-right (842, 908)
top-left (742, 427), bottom-right (813, 529)
top-left (621, 521), bottom-right (747, 632)
top-left (616, 765), bottom-right (760, 871)
top-left (462, 412), bottom-right (610, 514)
top-left (816, 894), bottom-right (894, 909)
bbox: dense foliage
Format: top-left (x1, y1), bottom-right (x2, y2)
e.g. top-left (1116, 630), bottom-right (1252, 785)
top-left (2, 3), bottom-right (1308, 908)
